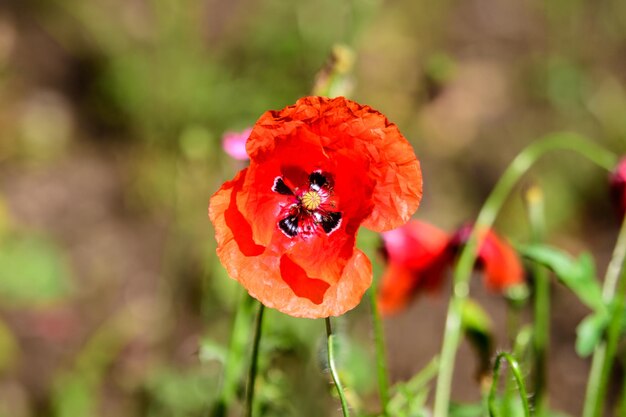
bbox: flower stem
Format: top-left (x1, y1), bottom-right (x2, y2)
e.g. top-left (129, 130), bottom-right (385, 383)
top-left (212, 292), bottom-right (256, 417)
top-left (618, 371), bottom-right (626, 417)
top-left (244, 303), bottom-right (265, 417)
top-left (326, 317), bottom-right (351, 417)
top-left (525, 185), bottom-right (550, 415)
top-left (433, 133), bottom-right (617, 417)
top-left (488, 352), bottom-right (531, 417)
top-left (369, 288), bottom-right (390, 415)
top-left (582, 215), bottom-right (626, 417)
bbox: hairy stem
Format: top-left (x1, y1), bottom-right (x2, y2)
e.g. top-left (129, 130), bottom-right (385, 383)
top-left (488, 352), bottom-right (531, 417)
top-left (326, 318), bottom-right (351, 417)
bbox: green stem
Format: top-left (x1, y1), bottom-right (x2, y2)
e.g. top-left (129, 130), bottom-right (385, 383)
top-left (618, 370), bottom-right (626, 417)
top-left (502, 302), bottom-right (523, 416)
top-left (488, 352), bottom-right (531, 417)
top-left (433, 133), bottom-right (617, 417)
top-left (369, 288), bottom-right (390, 415)
top-left (326, 318), bottom-right (351, 417)
top-left (212, 293), bottom-right (256, 417)
top-left (583, 215), bottom-right (626, 417)
top-left (526, 185), bottom-right (550, 415)
top-left (244, 303), bottom-right (265, 417)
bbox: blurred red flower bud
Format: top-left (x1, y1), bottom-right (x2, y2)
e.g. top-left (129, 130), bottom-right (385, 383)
top-left (450, 225), bottom-right (524, 292)
top-left (377, 222), bottom-right (524, 315)
top-left (377, 221), bottom-right (450, 315)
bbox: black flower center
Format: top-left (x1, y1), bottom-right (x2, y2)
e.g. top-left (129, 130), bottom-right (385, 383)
top-left (272, 171), bottom-right (342, 238)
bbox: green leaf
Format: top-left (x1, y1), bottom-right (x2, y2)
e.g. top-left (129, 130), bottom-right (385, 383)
top-left (519, 244), bottom-right (604, 311)
top-left (198, 338), bottom-right (228, 364)
top-left (461, 299), bottom-right (492, 334)
top-left (0, 235), bottom-right (72, 306)
top-left (461, 299), bottom-right (494, 379)
top-left (576, 311), bottom-right (609, 357)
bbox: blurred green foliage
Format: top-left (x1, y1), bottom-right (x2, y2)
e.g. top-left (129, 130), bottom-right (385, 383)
top-left (0, 235), bottom-right (71, 306)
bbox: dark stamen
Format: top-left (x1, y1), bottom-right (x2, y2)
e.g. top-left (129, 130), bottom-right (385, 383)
top-left (272, 177), bottom-right (293, 195)
top-left (321, 212), bottom-right (342, 234)
top-left (309, 171), bottom-right (327, 191)
top-left (278, 216), bottom-right (299, 237)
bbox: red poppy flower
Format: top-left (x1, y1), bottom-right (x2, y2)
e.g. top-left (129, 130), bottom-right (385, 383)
top-left (209, 96), bottom-right (422, 318)
top-left (610, 157), bottom-right (626, 217)
top-left (450, 225), bottom-right (524, 292)
top-left (377, 221), bottom-right (450, 315)
top-left (377, 221), bottom-right (524, 315)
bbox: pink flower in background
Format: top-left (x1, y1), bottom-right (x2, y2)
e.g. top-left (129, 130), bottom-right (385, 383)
top-left (222, 128), bottom-right (252, 160)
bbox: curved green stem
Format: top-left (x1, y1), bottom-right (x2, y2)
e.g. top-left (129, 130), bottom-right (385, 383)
top-left (488, 352), bottom-right (531, 417)
top-left (433, 133), bottom-right (617, 417)
top-left (583, 215), bottom-right (626, 417)
top-left (369, 288), bottom-right (390, 415)
top-left (326, 318), bottom-right (351, 417)
top-left (244, 303), bottom-right (265, 417)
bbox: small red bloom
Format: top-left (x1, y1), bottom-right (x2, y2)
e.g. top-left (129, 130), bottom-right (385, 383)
top-left (377, 221), bottom-right (524, 315)
top-left (450, 225), bottom-right (524, 292)
top-left (609, 157), bottom-right (626, 217)
top-left (209, 96), bottom-right (422, 318)
top-left (378, 221), bottom-right (450, 315)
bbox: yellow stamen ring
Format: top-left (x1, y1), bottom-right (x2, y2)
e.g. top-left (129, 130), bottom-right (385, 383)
top-left (301, 191), bottom-right (322, 210)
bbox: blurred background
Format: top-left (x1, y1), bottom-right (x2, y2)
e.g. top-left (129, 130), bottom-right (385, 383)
top-left (0, 0), bottom-right (625, 416)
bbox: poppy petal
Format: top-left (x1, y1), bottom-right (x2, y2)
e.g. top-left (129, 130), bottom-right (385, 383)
top-left (377, 262), bottom-right (416, 315)
top-left (382, 221), bottom-right (449, 268)
top-left (478, 230), bottom-right (524, 291)
top-left (210, 169), bottom-right (372, 317)
top-left (279, 254), bottom-right (330, 305)
top-left (210, 169), bottom-right (264, 257)
top-left (247, 96), bottom-right (422, 232)
top-left (449, 225), bottom-right (525, 292)
top-left (378, 220), bottom-right (451, 314)
top-left (242, 129), bottom-right (375, 284)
